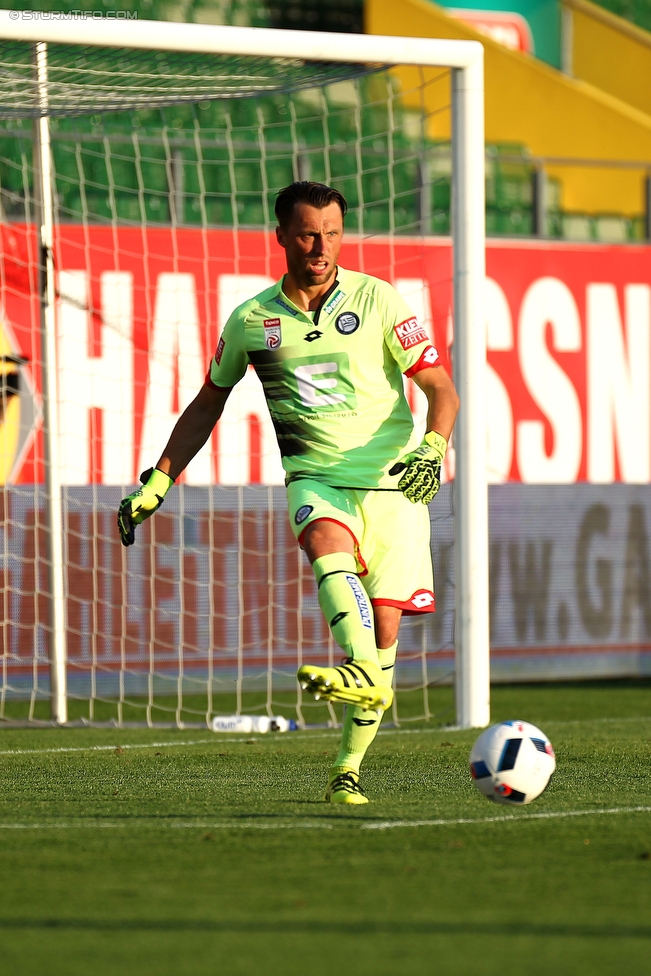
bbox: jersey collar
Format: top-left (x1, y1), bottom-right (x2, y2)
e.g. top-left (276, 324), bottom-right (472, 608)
top-left (276, 268), bottom-right (344, 325)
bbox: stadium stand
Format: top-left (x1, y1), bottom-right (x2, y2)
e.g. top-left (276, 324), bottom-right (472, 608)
top-left (0, 0), bottom-right (649, 240)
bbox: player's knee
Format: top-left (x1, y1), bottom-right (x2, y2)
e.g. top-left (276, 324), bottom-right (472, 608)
top-left (302, 518), bottom-right (356, 564)
top-left (374, 608), bottom-right (402, 650)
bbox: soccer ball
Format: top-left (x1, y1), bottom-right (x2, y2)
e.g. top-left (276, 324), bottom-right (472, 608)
top-left (469, 720), bottom-right (556, 805)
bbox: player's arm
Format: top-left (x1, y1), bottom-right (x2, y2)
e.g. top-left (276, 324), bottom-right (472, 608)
top-left (118, 302), bottom-right (250, 547)
top-left (155, 383), bottom-right (231, 481)
top-left (391, 365), bottom-right (459, 504)
top-left (117, 383), bottom-right (232, 547)
top-left (412, 364), bottom-right (459, 444)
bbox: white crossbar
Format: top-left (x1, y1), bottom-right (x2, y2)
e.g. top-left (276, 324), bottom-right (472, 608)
top-left (0, 13), bottom-right (483, 68)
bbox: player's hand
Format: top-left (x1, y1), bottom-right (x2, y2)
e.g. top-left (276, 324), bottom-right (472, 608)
top-left (117, 467), bottom-right (174, 547)
top-left (389, 430), bottom-right (447, 504)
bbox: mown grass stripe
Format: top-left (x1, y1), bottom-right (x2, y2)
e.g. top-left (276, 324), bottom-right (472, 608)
top-left (0, 731), bottom-right (343, 757)
top-left (1, 714), bottom-right (650, 758)
top-left (0, 739), bottom-right (216, 756)
top-left (0, 805), bottom-right (648, 831)
top-left (0, 821), bottom-right (335, 830)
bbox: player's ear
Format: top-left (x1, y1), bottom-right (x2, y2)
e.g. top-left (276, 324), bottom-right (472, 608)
top-left (275, 225), bottom-right (286, 248)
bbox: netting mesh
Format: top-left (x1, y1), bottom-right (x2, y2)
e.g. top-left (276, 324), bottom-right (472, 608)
top-left (0, 44), bottom-right (456, 727)
top-left (0, 40), bottom-right (382, 117)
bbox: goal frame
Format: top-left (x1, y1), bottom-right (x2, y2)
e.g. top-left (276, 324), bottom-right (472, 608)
top-left (0, 12), bottom-right (489, 729)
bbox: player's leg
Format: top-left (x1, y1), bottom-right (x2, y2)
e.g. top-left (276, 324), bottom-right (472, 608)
top-left (324, 490), bottom-right (435, 803)
top-left (325, 633), bottom-right (399, 805)
top-left (299, 520), bottom-right (393, 712)
top-left (305, 519), bottom-right (378, 663)
top-left (287, 481), bottom-right (393, 713)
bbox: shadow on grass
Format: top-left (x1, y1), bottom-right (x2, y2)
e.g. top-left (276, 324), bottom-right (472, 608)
top-left (0, 919), bottom-right (649, 939)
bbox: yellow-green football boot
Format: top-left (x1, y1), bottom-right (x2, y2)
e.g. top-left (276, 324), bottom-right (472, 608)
top-left (325, 770), bottom-right (369, 805)
top-left (297, 658), bottom-right (393, 714)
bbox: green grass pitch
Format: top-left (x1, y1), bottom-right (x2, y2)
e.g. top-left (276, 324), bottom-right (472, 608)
top-left (0, 681), bottom-right (649, 976)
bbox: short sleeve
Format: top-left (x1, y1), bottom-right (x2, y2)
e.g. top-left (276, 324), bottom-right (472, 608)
top-left (206, 311), bottom-right (249, 389)
top-left (375, 279), bottom-right (440, 374)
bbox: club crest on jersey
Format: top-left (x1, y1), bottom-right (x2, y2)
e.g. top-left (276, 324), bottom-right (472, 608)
top-left (264, 318), bottom-right (282, 350)
top-left (395, 317), bottom-right (428, 349)
top-left (335, 312), bottom-right (360, 335)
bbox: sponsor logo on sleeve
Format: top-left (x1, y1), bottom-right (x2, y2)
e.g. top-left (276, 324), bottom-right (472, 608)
top-left (264, 318), bottom-right (282, 350)
top-left (335, 312), bottom-right (360, 335)
top-left (215, 336), bottom-right (225, 365)
top-left (294, 504), bottom-right (313, 525)
top-left (394, 317), bottom-right (429, 349)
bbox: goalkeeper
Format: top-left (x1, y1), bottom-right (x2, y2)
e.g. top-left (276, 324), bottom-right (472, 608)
top-left (118, 181), bottom-right (459, 805)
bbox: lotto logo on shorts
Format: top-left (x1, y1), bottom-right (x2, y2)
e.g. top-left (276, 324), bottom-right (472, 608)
top-left (215, 336), bottom-right (225, 365)
top-left (395, 317), bottom-right (429, 349)
top-left (345, 574), bottom-right (373, 629)
top-left (411, 590), bottom-right (435, 610)
top-left (264, 318), bottom-right (282, 349)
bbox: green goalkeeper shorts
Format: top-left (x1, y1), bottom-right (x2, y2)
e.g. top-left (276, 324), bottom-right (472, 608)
top-left (286, 480), bottom-right (435, 614)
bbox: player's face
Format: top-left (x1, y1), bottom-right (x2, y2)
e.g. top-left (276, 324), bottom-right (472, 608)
top-left (276, 202), bottom-right (344, 291)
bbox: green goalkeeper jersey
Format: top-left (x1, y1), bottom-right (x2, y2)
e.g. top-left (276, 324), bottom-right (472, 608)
top-left (207, 266), bottom-right (440, 488)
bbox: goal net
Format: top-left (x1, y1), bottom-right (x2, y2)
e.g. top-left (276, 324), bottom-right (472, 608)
top-left (0, 17), bottom-right (488, 729)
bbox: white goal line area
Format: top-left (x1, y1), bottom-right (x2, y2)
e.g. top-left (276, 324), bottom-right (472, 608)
top-left (0, 16), bottom-right (488, 731)
top-left (0, 807), bottom-right (649, 832)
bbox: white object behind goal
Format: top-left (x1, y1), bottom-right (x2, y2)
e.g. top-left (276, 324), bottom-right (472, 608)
top-left (0, 14), bottom-right (488, 730)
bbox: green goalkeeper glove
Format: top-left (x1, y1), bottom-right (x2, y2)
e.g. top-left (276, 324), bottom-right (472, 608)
top-left (389, 430), bottom-right (447, 504)
top-left (117, 467), bottom-right (174, 547)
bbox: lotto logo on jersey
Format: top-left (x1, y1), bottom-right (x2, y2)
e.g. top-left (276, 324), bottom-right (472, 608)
top-left (215, 336), bottom-right (225, 365)
top-left (423, 346), bottom-right (439, 365)
top-left (264, 318), bottom-right (282, 350)
top-left (395, 317), bottom-right (429, 349)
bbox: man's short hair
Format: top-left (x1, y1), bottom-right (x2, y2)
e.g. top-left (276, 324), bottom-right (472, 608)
top-left (275, 181), bottom-right (348, 228)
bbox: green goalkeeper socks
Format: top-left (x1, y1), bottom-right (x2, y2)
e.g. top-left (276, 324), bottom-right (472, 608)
top-left (330, 641), bottom-right (398, 778)
top-left (312, 553), bottom-right (396, 778)
top-left (313, 552), bottom-right (378, 664)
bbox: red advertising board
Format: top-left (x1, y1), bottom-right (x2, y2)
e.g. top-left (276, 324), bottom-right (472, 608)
top-left (1, 226), bottom-right (650, 487)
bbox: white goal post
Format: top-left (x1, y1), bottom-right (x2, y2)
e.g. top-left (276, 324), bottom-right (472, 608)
top-left (0, 12), bottom-right (489, 729)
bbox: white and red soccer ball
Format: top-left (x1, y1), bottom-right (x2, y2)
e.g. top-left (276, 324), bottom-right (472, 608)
top-left (469, 720), bottom-right (556, 805)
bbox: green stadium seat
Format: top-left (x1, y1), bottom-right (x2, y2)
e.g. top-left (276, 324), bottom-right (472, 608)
top-left (560, 213), bottom-right (593, 241)
top-left (593, 214), bottom-right (630, 243)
